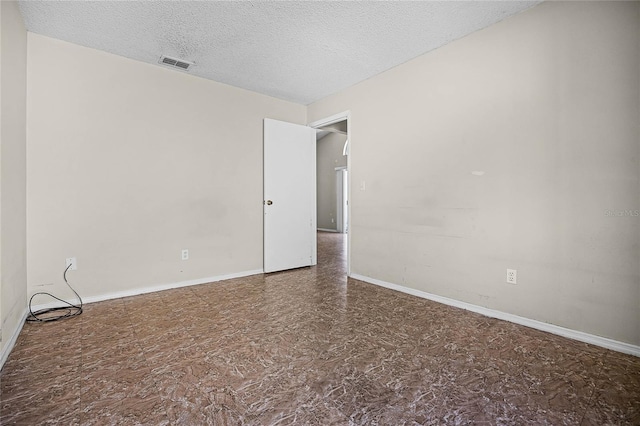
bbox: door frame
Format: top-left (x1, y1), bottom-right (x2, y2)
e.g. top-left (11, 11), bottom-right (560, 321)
top-left (309, 111), bottom-right (351, 276)
top-left (335, 167), bottom-right (347, 234)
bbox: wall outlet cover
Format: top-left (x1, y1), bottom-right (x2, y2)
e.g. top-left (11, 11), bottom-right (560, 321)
top-left (507, 269), bottom-right (517, 284)
top-left (66, 257), bottom-right (77, 270)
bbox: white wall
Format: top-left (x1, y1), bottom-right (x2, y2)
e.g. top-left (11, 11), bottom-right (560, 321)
top-left (308, 1), bottom-right (640, 345)
top-left (26, 34), bottom-right (306, 301)
top-left (0, 1), bottom-right (27, 358)
top-left (317, 132), bottom-right (347, 230)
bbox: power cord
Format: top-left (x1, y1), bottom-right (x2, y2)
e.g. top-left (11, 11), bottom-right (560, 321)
top-left (27, 263), bottom-right (83, 322)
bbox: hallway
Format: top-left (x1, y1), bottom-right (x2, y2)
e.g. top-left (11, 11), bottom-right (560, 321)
top-left (1, 231), bottom-right (638, 424)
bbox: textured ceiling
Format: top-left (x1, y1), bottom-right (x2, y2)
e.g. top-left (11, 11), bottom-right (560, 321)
top-left (18, 1), bottom-right (541, 105)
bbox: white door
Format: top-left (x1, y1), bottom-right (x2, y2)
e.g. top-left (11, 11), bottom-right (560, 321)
top-left (264, 118), bottom-right (317, 273)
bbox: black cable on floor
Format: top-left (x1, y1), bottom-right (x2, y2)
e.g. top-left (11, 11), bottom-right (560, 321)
top-left (26, 263), bottom-right (83, 322)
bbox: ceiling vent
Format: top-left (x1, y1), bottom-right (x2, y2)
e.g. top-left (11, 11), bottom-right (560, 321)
top-left (159, 55), bottom-right (193, 71)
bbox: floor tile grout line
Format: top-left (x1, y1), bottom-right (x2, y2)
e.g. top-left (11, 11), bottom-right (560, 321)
top-left (79, 307), bottom-right (85, 424)
top-left (122, 293), bottom-right (173, 423)
top-left (578, 347), bottom-right (610, 425)
top-left (182, 284), bottom-right (244, 406)
top-left (79, 298), bottom-right (124, 424)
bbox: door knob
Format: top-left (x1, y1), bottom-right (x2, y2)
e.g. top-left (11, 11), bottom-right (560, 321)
top-left (265, 200), bottom-right (273, 205)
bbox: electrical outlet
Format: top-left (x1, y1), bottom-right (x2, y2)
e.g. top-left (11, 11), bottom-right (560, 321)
top-left (66, 257), bottom-right (77, 270)
top-left (181, 249), bottom-right (189, 260)
top-left (506, 269), bottom-right (517, 284)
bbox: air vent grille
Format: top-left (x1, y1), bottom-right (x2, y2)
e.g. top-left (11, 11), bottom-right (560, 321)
top-left (159, 55), bottom-right (193, 71)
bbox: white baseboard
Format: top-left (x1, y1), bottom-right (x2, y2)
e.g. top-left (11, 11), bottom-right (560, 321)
top-left (0, 308), bottom-right (29, 371)
top-left (31, 269), bottom-right (264, 313)
top-left (350, 273), bottom-right (640, 358)
top-left (6, 269), bottom-right (263, 370)
top-left (317, 228), bottom-right (339, 233)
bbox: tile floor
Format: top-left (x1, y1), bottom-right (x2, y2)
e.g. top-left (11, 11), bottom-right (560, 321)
top-left (1, 232), bottom-right (639, 425)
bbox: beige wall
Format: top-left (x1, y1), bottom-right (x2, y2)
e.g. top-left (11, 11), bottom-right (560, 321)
top-left (317, 132), bottom-right (347, 230)
top-left (308, 1), bottom-right (640, 345)
top-left (1, 1), bottom-right (27, 354)
top-left (26, 34), bottom-right (306, 301)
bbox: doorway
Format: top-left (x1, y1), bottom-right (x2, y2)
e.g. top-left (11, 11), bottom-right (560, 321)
top-left (309, 111), bottom-right (350, 275)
